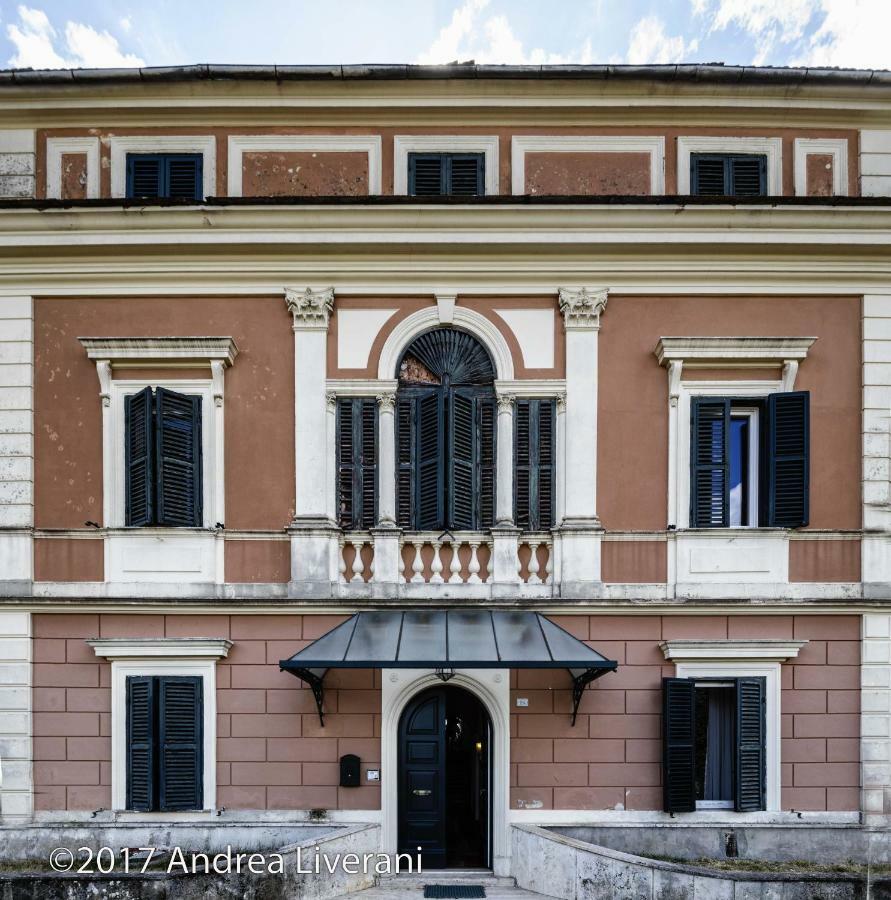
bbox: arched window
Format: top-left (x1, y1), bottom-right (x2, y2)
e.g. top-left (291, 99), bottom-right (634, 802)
top-left (396, 328), bottom-right (496, 530)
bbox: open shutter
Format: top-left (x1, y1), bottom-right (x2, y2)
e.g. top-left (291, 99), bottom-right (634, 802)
top-left (125, 386), bottom-right (155, 527)
top-left (515, 401), bottom-right (531, 528)
top-left (449, 389), bottom-right (475, 530)
top-left (336, 398), bottom-right (377, 529)
top-left (416, 390), bottom-right (443, 530)
top-left (126, 155), bottom-right (162, 198)
top-left (448, 154), bottom-right (485, 196)
top-left (396, 397), bottom-right (413, 528)
top-left (537, 400), bottom-right (555, 528)
top-left (662, 678), bottom-right (696, 813)
top-left (155, 388), bottom-right (202, 527)
top-left (767, 391), bottom-right (809, 528)
top-left (359, 399), bottom-right (377, 528)
top-left (478, 394), bottom-right (496, 528)
top-left (730, 156), bottom-right (767, 196)
top-left (126, 675), bottom-right (155, 812)
top-left (409, 154), bottom-right (444, 196)
top-left (734, 677), bottom-right (766, 812)
top-left (336, 399), bottom-right (355, 528)
top-left (158, 676), bottom-right (203, 812)
top-left (165, 155), bottom-right (203, 201)
top-left (690, 397), bottom-right (730, 527)
top-left (515, 400), bottom-right (555, 530)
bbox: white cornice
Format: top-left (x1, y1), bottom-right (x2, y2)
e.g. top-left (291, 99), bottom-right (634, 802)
top-left (78, 336), bottom-right (239, 366)
top-left (659, 639), bottom-right (808, 662)
top-left (654, 336), bottom-right (816, 366)
top-left (327, 378), bottom-right (399, 396)
top-left (87, 637), bottom-right (233, 660)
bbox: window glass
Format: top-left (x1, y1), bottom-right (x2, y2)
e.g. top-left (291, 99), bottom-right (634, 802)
top-left (729, 415), bottom-right (749, 526)
top-left (694, 684), bottom-right (734, 804)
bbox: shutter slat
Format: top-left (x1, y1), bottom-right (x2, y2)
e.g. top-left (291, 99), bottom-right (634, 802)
top-left (515, 401), bottom-right (531, 529)
top-left (155, 388), bottom-right (202, 527)
top-left (735, 678), bottom-right (766, 812)
top-left (690, 398), bottom-right (730, 527)
top-left (537, 400), bottom-right (555, 528)
top-left (449, 390), bottom-right (475, 530)
top-left (691, 156), bottom-right (726, 195)
top-left (410, 155), bottom-right (444, 196)
top-left (336, 399), bottom-right (355, 528)
top-left (663, 678), bottom-right (696, 813)
top-left (166, 156), bottom-right (202, 200)
top-left (125, 386), bottom-right (155, 527)
top-left (448, 155), bottom-right (484, 196)
top-left (359, 399), bottom-right (378, 529)
top-left (159, 677), bottom-right (203, 812)
top-left (127, 156), bottom-right (162, 198)
top-left (126, 676), bottom-right (155, 812)
top-left (767, 391), bottom-right (809, 527)
top-left (416, 390), bottom-right (443, 530)
top-left (730, 156), bottom-right (766, 196)
top-left (396, 397), bottom-right (413, 528)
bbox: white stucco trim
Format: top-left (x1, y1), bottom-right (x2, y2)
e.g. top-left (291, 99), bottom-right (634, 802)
top-left (80, 336), bottom-right (238, 366)
top-left (660, 639), bottom-right (806, 662)
top-left (793, 138), bottom-right (848, 197)
top-left (510, 135), bottom-right (665, 195)
top-left (108, 135), bottom-right (216, 199)
top-left (108, 657), bottom-right (219, 812)
top-left (227, 134), bottom-right (382, 196)
top-left (45, 137), bottom-right (100, 199)
top-left (88, 637), bottom-right (232, 659)
top-left (393, 135), bottom-right (499, 195)
top-left (655, 336), bottom-right (816, 368)
top-left (337, 308), bottom-right (398, 368)
top-left (377, 305), bottom-right (514, 380)
top-left (380, 669), bottom-right (511, 876)
top-left (861, 613), bottom-right (891, 827)
top-left (0, 611), bottom-right (31, 823)
top-left (676, 136), bottom-right (783, 195)
top-left (674, 661), bottom-right (782, 813)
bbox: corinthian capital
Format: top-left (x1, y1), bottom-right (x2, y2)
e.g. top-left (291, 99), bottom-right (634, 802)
top-left (558, 287), bottom-right (608, 330)
top-left (285, 287), bottom-right (335, 330)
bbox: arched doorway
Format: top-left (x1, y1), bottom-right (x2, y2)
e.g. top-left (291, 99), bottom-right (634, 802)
top-left (395, 327), bottom-right (496, 531)
top-left (398, 684), bottom-right (492, 869)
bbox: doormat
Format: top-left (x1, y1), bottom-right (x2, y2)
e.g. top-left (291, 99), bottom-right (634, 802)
top-left (424, 886), bottom-right (486, 899)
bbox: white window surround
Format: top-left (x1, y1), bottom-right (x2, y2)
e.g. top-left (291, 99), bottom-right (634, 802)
top-left (380, 668), bottom-right (511, 877)
top-left (660, 639), bottom-right (807, 662)
top-left (676, 136), bottom-right (783, 195)
top-left (107, 135), bottom-right (216, 200)
top-left (793, 138), bottom-right (849, 197)
top-left (510, 135), bottom-right (666, 195)
top-left (227, 134), bottom-right (383, 196)
top-left (393, 135), bottom-right (499, 196)
top-left (45, 136), bottom-right (100, 199)
top-left (87, 638), bottom-right (230, 814)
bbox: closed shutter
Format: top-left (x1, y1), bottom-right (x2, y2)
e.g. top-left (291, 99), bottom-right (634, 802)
top-left (125, 386), bottom-right (155, 527)
top-left (409, 154), bottom-right (444, 195)
top-left (478, 395), bottom-right (496, 528)
top-left (767, 391), bottom-right (809, 528)
top-left (336, 398), bottom-right (377, 529)
top-left (154, 387), bottom-right (203, 527)
top-left (691, 154), bottom-right (766, 196)
top-left (734, 677), bottom-right (766, 812)
top-left (408, 153), bottom-right (484, 196)
top-left (690, 397), bottom-right (730, 527)
top-left (126, 675), bottom-right (155, 812)
top-left (514, 399), bottom-right (555, 530)
top-left (416, 390), bottom-right (444, 530)
top-left (691, 155), bottom-right (726, 195)
top-left (448, 155), bottom-right (485, 196)
top-left (166, 156), bottom-right (203, 200)
top-left (127, 155), bottom-right (163, 198)
top-left (158, 677), bottom-right (203, 812)
top-left (396, 397), bottom-right (413, 528)
top-left (662, 678), bottom-right (696, 813)
top-left (449, 390), bottom-right (475, 530)
top-left (730, 156), bottom-right (767, 196)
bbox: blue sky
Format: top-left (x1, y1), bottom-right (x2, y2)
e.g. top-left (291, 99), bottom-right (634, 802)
top-left (0, 0), bottom-right (887, 71)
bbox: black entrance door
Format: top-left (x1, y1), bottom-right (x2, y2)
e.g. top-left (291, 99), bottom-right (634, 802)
top-left (398, 686), bottom-right (490, 869)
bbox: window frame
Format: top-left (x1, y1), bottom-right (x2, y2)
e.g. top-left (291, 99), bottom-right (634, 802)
top-left (125, 153), bottom-right (204, 201)
top-left (407, 152), bottom-right (486, 197)
top-left (729, 404), bottom-right (759, 528)
top-left (393, 135), bottom-right (499, 196)
top-left (676, 137), bottom-right (782, 195)
top-left (108, 135), bottom-right (216, 200)
top-left (690, 153), bottom-right (768, 197)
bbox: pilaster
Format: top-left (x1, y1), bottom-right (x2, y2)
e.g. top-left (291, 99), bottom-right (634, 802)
top-left (861, 614), bottom-right (891, 827)
top-left (495, 392), bottom-right (515, 525)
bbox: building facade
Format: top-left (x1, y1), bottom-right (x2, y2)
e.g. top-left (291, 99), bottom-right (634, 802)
top-left (0, 63), bottom-right (889, 874)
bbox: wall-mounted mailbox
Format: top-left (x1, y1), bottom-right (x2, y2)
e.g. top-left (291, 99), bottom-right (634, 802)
top-left (340, 753), bottom-right (360, 787)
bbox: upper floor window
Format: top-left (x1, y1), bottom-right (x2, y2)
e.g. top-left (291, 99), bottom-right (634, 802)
top-left (336, 397), bottom-right (378, 529)
top-left (125, 387), bottom-right (203, 527)
top-left (691, 153), bottom-right (767, 197)
top-left (690, 391), bottom-right (809, 528)
top-left (126, 153), bottom-right (203, 201)
top-left (408, 153), bottom-right (485, 197)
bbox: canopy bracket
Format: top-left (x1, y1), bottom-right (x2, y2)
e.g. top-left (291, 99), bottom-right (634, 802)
top-left (285, 667), bottom-right (326, 726)
top-left (570, 668), bottom-right (610, 726)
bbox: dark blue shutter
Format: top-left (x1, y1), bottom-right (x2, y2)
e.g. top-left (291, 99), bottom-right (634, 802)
top-left (730, 156), bottom-right (767, 196)
top-left (337, 398), bottom-right (354, 528)
top-left (449, 389), bottom-right (475, 530)
top-left (767, 391), bottom-right (809, 528)
top-left (515, 399), bottom-right (555, 530)
top-left (408, 153), bottom-right (484, 196)
top-left (447, 154), bottom-right (485, 196)
top-left (416, 390), bottom-right (443, 530)
top-left (662, 678), bottom-right (696, 813)
top-left (126, 156), bottom-right (162, 199)
top-left (126, 154), bottom-right (202, 200)
top-left (734, 677), bottom-right (766, 812)
top-left (158, 676), bottom-right (203, 812)
top-left (396, 397), bottom-right (413, 528)
top-left (478, 394), bottom-right (496, 528)
top-left (690, 398), bottom-right (730, 527)
top-left (692, 154), bottom-right (766, 196)
top-left (126, 675), bottom-right (155, 812)
top-left (336, 398), bottom-right (377, 529)
top-left (125, 386), bottom-right (154, 527)
top-left (691, 155), bottom-right (727, 195)
top-left (165, 155), bottom-right (203, 200)
top-left (409, 155), bottom-right (445, 196)
top-left (155, 387), bottom-right (202, 528)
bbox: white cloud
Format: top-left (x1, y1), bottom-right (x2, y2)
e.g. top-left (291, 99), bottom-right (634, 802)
top-left (417, 0), bottom-right (594, 65)
top-left (7, 5), bottom-right (145, 69)
top-left (119, 16), bottom-right (132, 34)
top-left (799, 0), bottom-right (891, 68)
top-left (626, 15), bottom-right (698, 64)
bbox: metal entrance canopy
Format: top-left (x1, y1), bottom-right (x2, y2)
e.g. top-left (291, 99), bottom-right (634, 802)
top-left (279, 609), bottom-right (618, 726)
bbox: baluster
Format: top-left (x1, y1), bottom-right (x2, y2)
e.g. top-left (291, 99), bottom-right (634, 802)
top-left (338, 538), bottom-right (347, 584)
top-left (544, 541), bottom-right (553, 584)
top-left (448, 539), bottom-right (463, 583)
top-left (350, 539), bottom-right (365, 583)
top-left (430, 540), bottom-right (444, 583)
top-left (484, 539), bottom-right (493, 583)
top-left (411, 540), bottom-right (425, 583)
top-left (527, 540), bottom-right (542, 585)
top-left (467, 542), bottom-right (482, 584)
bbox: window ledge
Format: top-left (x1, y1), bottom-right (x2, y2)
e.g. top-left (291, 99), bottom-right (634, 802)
top-left (660, 639), bottom-right (808, 662)
top-left (87, 637), bottom-right (233, 660)
top-left (654, 336), bottom-right (816, 367)
top-left (79, 336), bottom-right (238, 367)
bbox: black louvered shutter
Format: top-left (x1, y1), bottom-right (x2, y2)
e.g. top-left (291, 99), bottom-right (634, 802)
top-left (127, 156), bottom-right (163, 198)
top-left (155, 387), bottom-right (202, 527)
top-left (478, 395), bottom-right (496, 528)
top-left (448, 154), bottom-right (485, 196)
top-left (409, 154), bottom-right (444, 196)
top-left (166, 155), bottom-right (203, 200)
top-left (734, 677), bottom-right (766, 812)
top-left (450, 390), bottom-right (475, 530)
top-left (126, 675), bottom-right (155, 812)
top-left (691, 155), bottom-right (726, 195)
top-left (125, 386), bottom-right (154, 527)
top-left (416, 390), bottom-right (443, 530)
top-left (396, 397), bottom-right (413, 528)
top-left (690, 398), bottom-right (730, 527)
top-left (767, 391), bottom-right (809, 528)
top-left (158, 677), bottom-right (203, 811)
top-left (336, 398), bottom-right (377, 529)
top-left (515, 400), bottom-right (555, 530)
top-left (730, 156), bottom-right (767, 197)
top-left (663, 678), bottom-right (696, 813)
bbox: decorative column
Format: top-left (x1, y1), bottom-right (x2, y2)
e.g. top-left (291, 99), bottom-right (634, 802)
top-left (373, 391), bottom-right (401, 584)
top-left (495, 392), bottom-right (514, 525)
top-left (285, 287), bottom-right (340, 589)
top-left (555, 286), bottom-right (608, 589)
